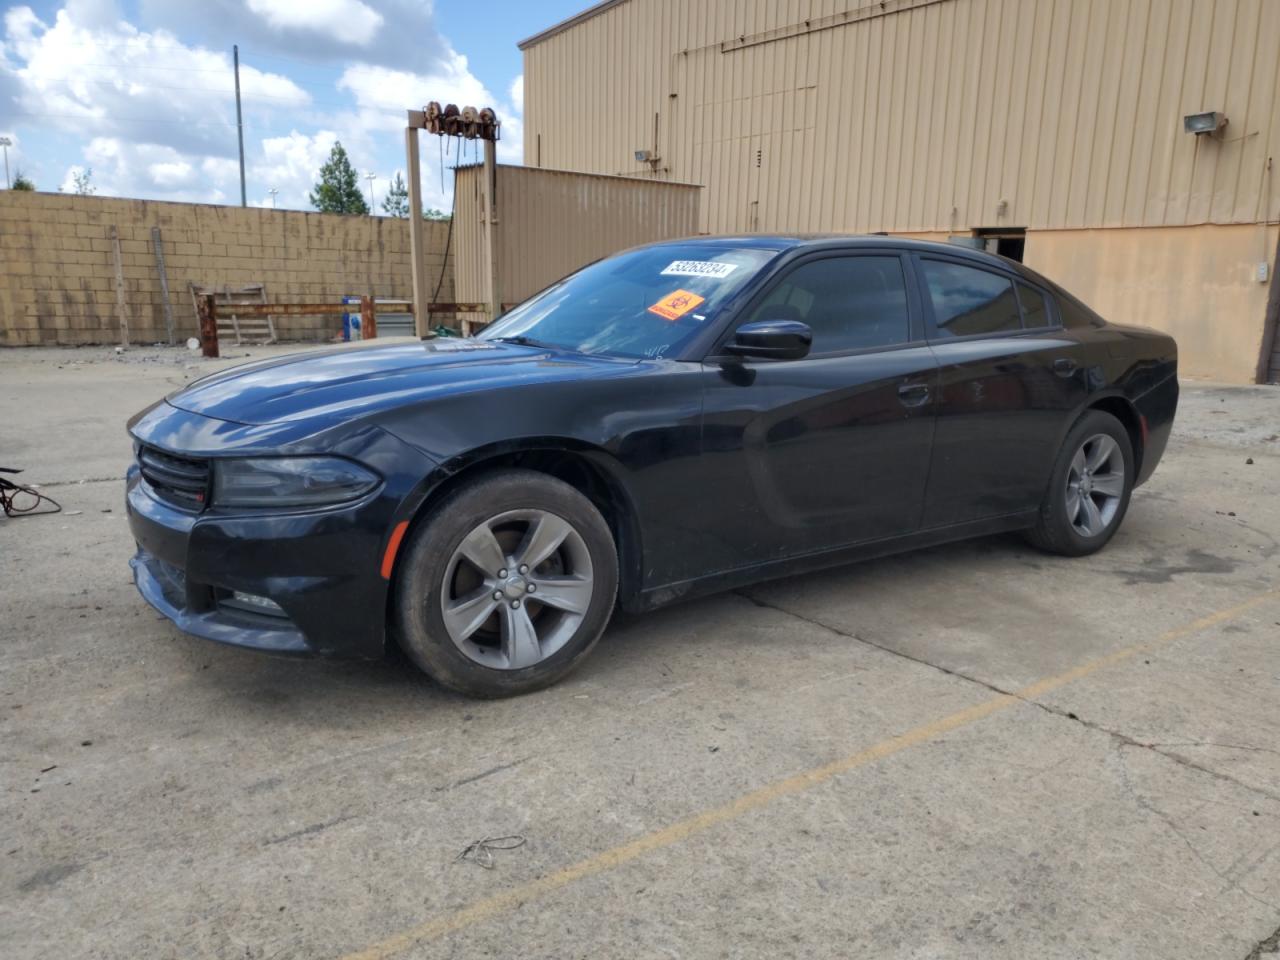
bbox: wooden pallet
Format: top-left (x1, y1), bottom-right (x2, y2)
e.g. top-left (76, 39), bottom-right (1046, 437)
top-left (189, 283), bottom-right (275, 345)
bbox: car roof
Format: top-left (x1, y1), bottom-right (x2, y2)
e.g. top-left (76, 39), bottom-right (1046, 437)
top-left (646, 233), bottom-right (1026, 272)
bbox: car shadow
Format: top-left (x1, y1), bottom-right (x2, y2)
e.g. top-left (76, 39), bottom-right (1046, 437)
top-left (176, 531), bottom-right (1096, 719)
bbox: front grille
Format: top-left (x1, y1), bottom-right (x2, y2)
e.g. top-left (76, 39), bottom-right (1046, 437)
top-left (137, 445), bottom-right (210, 511)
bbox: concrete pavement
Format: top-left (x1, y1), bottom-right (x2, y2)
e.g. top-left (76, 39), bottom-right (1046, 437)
top-left (1, 343), bottom-right (1277, 959)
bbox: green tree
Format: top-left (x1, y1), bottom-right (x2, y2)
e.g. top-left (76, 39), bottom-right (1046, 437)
top-left (11, 170), bottom-right (34, 191)
top-left (423, 207), bottom-right (451, 221)
top-left (309, 141), bottom-right (369, 214)
top-left (381, 171), bottom-right (409, 217)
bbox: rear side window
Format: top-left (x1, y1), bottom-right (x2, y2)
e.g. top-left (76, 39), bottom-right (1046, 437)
top-left (1015, 281), bottom-right (1051, 329)
top-left (1057, 294), bottom-right (1100, 329)
top-left (745, 255), bottom-right (911, 354)
top-left (921, 260), bottom-right (1021, 337)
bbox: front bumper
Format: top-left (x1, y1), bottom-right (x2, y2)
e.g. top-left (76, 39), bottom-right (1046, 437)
top-left (130, 546), bottom-right (312, 654)
top-left (127, 468), bottom-right (397, 659)
top-left (125, 403), bottom-right (439, 660)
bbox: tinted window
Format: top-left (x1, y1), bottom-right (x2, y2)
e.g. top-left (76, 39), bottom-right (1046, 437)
top-left (921, 260), bottom-right (1021, 337)
top-left (478, 244), bottom-right (776, 359)
top-left (1015, 281), bottom-right (1051, 329)
top-left (1056, 293), bottom-right (1099, 329)
top-left (745, 256), bottom-right (910, 353)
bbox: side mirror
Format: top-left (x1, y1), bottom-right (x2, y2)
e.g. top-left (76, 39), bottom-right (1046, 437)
top-left (723, 320), bottom-right (812, 361)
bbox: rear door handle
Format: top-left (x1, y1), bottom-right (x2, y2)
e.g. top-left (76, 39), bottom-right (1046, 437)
top-left (1053, 357), bottom-right (1079, 377)
top-left (897, 382), bottom-right (930, 408)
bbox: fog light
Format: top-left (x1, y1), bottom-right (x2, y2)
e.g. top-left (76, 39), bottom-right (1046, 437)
top-left (222, 590), bottom-right (287, 617)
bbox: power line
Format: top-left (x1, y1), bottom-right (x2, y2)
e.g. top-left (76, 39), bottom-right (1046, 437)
top-left (9, 75), bottom-right (428, 113)
top-left (0, 108), bottom-right (235, 127)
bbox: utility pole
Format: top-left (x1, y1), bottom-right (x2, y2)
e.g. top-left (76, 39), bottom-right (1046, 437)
top-left (364, 172), bottom-right (377, 211)
top-left (268, 187), bottom-right (278, 208)
top-left (233, 45), bottom-right (246, 207)
top-left (0, 136), bottom-right (11, 189)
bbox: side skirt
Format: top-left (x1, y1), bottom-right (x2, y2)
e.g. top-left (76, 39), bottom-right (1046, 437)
top-left (624, 510), bottom-right (1039, 613)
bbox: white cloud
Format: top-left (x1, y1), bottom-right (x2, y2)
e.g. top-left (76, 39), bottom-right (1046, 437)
top-left (58, 136), bottom-right (236, 202)
top-left (336, 51), bottom-right (524, 201)
top-left (138, 0), bottom-right (445, 67)
top-left (510, 74), bottom-right (523, 115)
top-left (147, 158), bottom-right (195, 188)
top-left (245, 0), bottom-right (384, 46)
top-left (252, 129), bottom-right (348, 210)
top-left (2, 4), bottom-right (526, 210)
top-left (1, 3), bottom-right (311, 198)
top-left (3, 4), bottom-right (307, 154)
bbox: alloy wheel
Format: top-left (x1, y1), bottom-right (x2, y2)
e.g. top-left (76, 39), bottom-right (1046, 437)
top-left (439, 509), bottom-right (595, 669)
top-left (1065, 433), bottom-right (1125, 538)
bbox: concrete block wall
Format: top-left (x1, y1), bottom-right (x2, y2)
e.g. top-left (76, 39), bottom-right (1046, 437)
top-left (0, 193), bottom-right (455, 345)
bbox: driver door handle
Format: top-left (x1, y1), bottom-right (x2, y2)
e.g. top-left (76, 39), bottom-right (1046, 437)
top-left (1053, 357), bottom-right (1079, 377)
top-left (897, 381), bottom-right (931, 408)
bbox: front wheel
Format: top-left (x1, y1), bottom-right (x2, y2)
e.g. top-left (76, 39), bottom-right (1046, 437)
top-left (1025, 409), bottom-right (1135, 557)
top-left (393, 469), bottom-right (618, 698)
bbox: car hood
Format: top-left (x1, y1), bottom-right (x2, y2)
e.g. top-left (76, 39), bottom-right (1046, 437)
top-left (167, 340), bottom-right (639, 426)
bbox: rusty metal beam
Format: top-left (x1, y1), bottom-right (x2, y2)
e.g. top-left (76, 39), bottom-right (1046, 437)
top-left (406, 120), bottom-right (430, 338)
top-left (196, 294), bottom-right (219, 358)
top-left (209, 301), bottom-right (492, 318)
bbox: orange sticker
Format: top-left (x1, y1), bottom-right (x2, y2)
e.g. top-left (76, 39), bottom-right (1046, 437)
top-left (647, 289), bottom-right (705, 322)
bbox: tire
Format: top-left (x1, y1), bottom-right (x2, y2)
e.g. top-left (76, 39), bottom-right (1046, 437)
top-left (393, 469), bottom-right (618, 698)
top-left (1025, 409), bottom-right (1135, 557)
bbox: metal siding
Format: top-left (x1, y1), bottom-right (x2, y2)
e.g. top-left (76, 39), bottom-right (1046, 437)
top-left (522, 0), bottom-right (1280, 232)
top-left (454, 165), bottom-right (701, 309)
top-left (452, 166), bottom-right (488, 324)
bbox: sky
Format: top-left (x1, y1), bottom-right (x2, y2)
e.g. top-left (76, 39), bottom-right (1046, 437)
top-left (0, 0), bottom-right (585, 211)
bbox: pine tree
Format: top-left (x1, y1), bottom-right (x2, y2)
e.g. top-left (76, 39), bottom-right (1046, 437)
top-left (12, 171), bottom-right (34, 191)
top-left (382, 171), bottom-right (409, 217)
top-left (309, 142), bottom-right (369, 215)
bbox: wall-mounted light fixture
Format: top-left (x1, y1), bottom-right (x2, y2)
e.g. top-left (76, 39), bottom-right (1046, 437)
top-left (1184, 111), bottom-right (1228, 136)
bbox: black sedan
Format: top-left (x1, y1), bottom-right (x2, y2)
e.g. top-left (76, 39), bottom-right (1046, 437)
top-left (126, 236), bottom-right (1177, 697)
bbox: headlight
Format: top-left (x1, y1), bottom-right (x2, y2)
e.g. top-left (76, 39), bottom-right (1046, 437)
top-left (212, 457), bottom-right (380, 508)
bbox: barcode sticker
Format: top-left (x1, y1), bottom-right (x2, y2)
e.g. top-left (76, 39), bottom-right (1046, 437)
top-left (660, 260), bottom-right (738, 279)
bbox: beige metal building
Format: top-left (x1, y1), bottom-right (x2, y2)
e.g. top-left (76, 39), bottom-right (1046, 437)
top-left (519, 0), bottom-right (1280, 383)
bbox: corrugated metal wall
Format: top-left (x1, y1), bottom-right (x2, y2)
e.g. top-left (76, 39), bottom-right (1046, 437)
top-left (454, 164), bottom-right (701, 312)
top-left (522, 0), bottom-right (1280, 234)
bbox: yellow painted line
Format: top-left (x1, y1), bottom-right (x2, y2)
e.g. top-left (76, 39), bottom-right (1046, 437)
top-left (341, 586), bottom-right (1279, 960)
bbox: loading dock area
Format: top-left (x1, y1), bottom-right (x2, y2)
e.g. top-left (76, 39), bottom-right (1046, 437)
top-left (2, 344), bottom-right (1278, 959)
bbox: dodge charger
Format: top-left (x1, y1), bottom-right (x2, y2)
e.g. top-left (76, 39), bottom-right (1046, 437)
top-left (126, 236), bottom-right (1178, 697)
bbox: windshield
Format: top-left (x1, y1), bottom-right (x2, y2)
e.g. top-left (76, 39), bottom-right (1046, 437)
top-left (476, 244), bottom-right (777, 359)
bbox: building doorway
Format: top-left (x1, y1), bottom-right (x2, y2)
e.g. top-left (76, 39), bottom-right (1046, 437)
top-left (971, 228), bottom-right (1026, 262)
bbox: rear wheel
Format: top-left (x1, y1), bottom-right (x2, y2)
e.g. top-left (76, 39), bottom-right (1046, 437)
top-left (1026, 410), bottom-right (1134, 556)
top-left (393, 469), bottom-right (618, 698)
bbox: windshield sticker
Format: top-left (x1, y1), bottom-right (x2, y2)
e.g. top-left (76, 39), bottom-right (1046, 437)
top-left (648, 289), bottom-right (706, 321)
top-left (660, 260), bottom-right (738, 279)
top-left (428, 340), bottom-right (496, 352)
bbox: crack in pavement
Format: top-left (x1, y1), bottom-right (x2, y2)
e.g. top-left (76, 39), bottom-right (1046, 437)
top-left (432, 757), bottom-right (530, 793)
top-left (1112, 741), bottom-right (1277, 912)
top-left (734, 590), bottom-right (1280, 806)
top-left (32, 475), bottom-right (125, 489)
top-left (1247, 925), bottom-right (1280, 960)
top-left (264, 814), bottom-right (355, 846)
